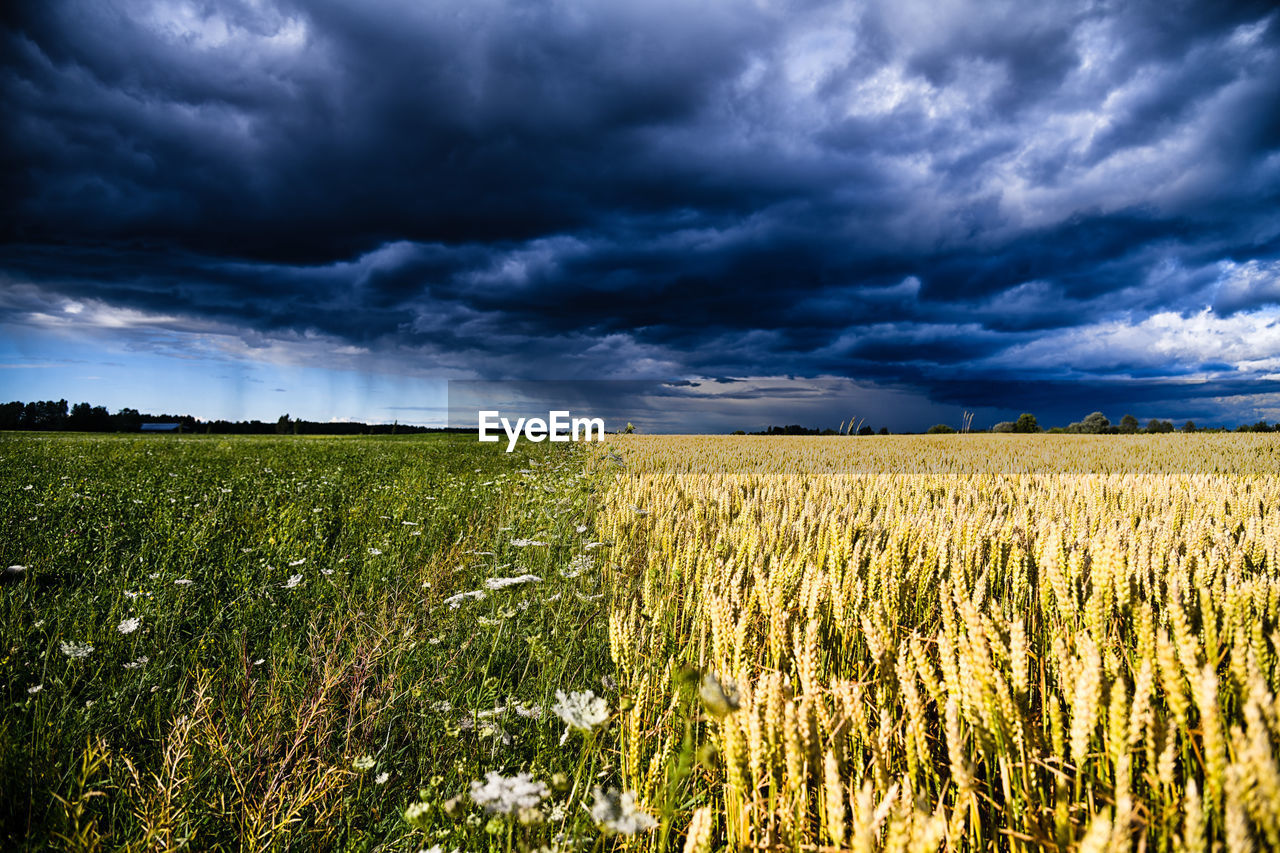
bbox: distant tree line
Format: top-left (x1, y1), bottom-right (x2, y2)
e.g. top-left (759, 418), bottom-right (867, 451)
top-left (744, 424), bottom-right (891, 436)
top-left (738, 410), bottom-right (1280, 436)
top-left (1034, 412), bottom-right (1280, 435)
top-left (0, 400), bottom-right (465, 435)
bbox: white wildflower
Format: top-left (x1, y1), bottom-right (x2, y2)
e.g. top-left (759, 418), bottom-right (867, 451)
top-left (28, 684), bottom-right (43, 694)
top-left (369, 548), bottom-right (383, 555)
top-left (283, 574), bottom-right (304, 589)
top-left (174, 578), bottom-right (193, 586)
top-left (117, 617), bottom-right (141, 634)
top-left (60, 641), bottom-right (94, 658)
top-left (321, 568), bottom-right (334, 575)
top-left (288, 558), bottom-right (306, 566)
top-left (443, 590), bottom-right (486, 608)
top-left (6, 564), bottom-right (26, 574)
top-left (575, 524), bottom-right (587, 533)
top-left (510, 538), bottom-right (549, 548)
top-left (352, 755), bottom-right (376, 772)
top-left (253, 658), bottom-right (265, 665)
top-left (560, 555), bottom-right (593, 579)
top-left (590, 787), bottom-right (657, 835)
top-left (124, 656), bottom-right (149, 669)
top-left (404, 800), bottom-right (431, 828)
top-left (376, 771), bottom-right (391, 785)
top-left (552, 689), bottom-right (609, 744)
top-left (512, 702), bottom-right (544, 718)
top-left (485, 574), bottom-right (542, 590)
top-left (469, 771), bottom-right (549, 815)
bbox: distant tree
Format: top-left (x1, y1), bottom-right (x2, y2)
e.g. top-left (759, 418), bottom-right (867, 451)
top-left (1080, 412), bottom-right (1110, 433)
top-left (23, 399), bottom-right (68, 430)
top-left (1119, 414), bottom-right (1139, 433)
top-left (112, 407), bottom-right (142, 432)
top-left (1251, 420), bottom-right (1273, 433)
top-left (1014, 413), bottom-right (1040, 433)
top-left (878, 426), bottom-right (889, 435)
top-left (927, 423), bottom-right (956, 434)
top-left (68, 402), bottom-right (92, 429)
top-left (275, 414), bottom-right (292, 435)
top-left (731, 430), bottom-right (745, 435)
top-left (1047, 426), bottom-right (1066, 434)
top-left (67, 402), bottom-right (112, 431)
top-left (1180, 420), bottom-right (1197, 433)
top-left (858, 425), bottom-right (874, 436)
top-left (992, 421), bottom-right (1016, 433)
top-left (0, 401), bottom-right (22, 430)
top-left (1146, 418), bottom-right (1174, 433)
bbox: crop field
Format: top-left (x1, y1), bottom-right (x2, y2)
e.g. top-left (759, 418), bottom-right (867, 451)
top-left (4, 433), bottom-right (1280, 852)
top-left (599, 435), bottom-right (1280, 853)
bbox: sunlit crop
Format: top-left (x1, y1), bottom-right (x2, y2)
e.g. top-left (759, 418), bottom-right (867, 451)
top-left (598, 434), bottom-right (1280, 851)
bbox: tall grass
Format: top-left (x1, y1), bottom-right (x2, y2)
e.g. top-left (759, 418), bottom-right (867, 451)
top-left (1, 433), bottom-right (616, 851)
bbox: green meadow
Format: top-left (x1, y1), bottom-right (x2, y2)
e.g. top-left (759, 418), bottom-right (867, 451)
top-left (0, 433), bottom-right (623, 851)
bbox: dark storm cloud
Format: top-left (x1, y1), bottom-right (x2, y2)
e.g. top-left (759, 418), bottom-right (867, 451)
top-left (3, 0), bottom-right (1280, 424)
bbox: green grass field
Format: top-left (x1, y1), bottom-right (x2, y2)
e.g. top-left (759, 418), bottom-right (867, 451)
top-left (1, 433), bottom-right (618, 851)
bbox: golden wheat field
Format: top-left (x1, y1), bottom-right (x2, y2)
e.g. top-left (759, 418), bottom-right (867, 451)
top-left (595, 435), bottom-right (1280, 852)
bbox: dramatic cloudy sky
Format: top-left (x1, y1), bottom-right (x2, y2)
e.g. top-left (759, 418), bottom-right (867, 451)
top-left (2, 0), bottom-right (1279, 430)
